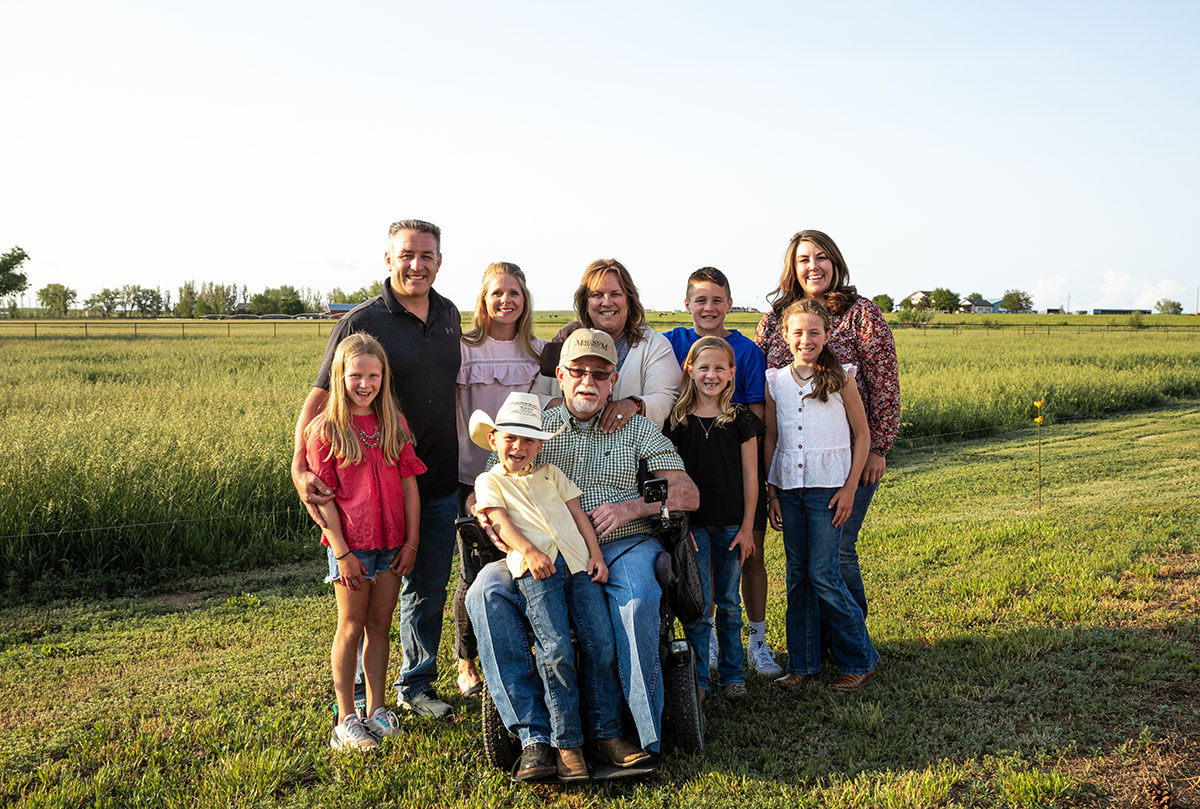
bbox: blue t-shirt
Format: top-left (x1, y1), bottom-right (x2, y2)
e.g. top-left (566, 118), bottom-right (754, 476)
top-left (662, 326), bottom-right (766, 406)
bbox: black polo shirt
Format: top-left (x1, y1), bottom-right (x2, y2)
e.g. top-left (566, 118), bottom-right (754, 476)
top-left (314, 281), bottom-right (462, 500)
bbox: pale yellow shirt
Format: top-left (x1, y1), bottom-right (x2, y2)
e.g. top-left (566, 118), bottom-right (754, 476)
top-left (474, 463), bottom-right (591, 579)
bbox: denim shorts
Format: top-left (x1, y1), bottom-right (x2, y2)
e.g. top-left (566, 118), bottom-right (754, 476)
top-left (325, 545), bottom-right (401, 584)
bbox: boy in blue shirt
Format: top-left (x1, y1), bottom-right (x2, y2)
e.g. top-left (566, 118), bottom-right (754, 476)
top-left (661, 267), bottom-right (782, 679)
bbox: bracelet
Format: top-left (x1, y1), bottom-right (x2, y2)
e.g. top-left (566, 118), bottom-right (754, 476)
top-left (335, 550), bottom-right (353, 560)
top-left (766, 494), bottom-right (780, 503)
top-left (401, 545), bottom-right (418, 553)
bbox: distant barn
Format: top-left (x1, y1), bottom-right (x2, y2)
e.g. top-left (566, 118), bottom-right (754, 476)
top-left (325, 303), bottom-right (357, 319)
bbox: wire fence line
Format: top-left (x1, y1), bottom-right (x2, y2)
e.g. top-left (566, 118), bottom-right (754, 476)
top-left (1, 421), bottom-right (1063, 544)
top-left (2, 320), bottom-right (1198, 339)
top-left (0, 508), bottom-right (310, 542)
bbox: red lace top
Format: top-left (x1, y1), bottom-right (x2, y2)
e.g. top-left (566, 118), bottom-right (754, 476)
top-left (755, 297), bottom-right (900, 455)
top-left (306, 413), bottom-right (427, 550)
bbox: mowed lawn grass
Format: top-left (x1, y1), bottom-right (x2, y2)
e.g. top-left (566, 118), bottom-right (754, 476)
top-left (1, 405), bottom-right (1197, 808)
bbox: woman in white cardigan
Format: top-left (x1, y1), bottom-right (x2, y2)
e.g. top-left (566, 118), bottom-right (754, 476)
top-left (535, 259), bottom-right (680, 430)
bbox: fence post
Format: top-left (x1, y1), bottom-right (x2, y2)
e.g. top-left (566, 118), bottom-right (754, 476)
top-left (34, 322), bottom-right (38, 339)
top-left (134, 322), bottom-right (137, 338)
top-left (274, 322), bottom-right (277, 338)
top-left (181, 322), bottom-right (185, 338)
top-left (227, 322), bottom-right (231, 337)
top-left (84, 322), bottom-right (88, 338)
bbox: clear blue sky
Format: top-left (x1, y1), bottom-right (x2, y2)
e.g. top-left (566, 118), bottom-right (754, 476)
top-left (3, 0), bottom-right (1198, 313)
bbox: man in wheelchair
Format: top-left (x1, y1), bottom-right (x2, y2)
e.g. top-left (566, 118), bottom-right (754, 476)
top-left (466, 329), bottom-right (700, 781)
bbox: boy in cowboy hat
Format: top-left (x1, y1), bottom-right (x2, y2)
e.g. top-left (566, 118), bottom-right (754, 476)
top-left (468, 392), bottom-right (619, 782)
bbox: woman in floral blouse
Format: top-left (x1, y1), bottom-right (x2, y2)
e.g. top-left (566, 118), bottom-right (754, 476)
top-left (755, 230), bottom-right (899, 622)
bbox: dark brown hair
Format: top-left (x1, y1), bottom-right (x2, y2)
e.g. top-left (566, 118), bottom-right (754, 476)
top-left (766, 230), bottom-right (859, 317)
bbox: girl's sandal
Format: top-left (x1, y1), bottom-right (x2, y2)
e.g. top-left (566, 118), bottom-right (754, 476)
top-left (772, 673), bottom-right (816, 688)
top-left (722, 683), bottom-right (748, 699)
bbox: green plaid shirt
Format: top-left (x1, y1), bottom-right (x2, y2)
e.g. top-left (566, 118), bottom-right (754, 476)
top-left (522, 405), bottom-right (686, 543)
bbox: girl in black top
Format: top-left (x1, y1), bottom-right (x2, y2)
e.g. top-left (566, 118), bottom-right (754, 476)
top-left (664, 337), bottom-right (764, 700)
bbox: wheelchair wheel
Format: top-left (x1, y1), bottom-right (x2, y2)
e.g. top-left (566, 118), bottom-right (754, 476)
top-left (481, 684), bottom-right (520, 770)
top-left (665, 649), bottom-right (705, 753)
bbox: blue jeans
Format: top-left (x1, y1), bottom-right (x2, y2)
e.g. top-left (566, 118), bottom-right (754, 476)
top-left (516, 556), bottom-right (623, 748)
top-left (778, 488), bottom-right (878, 675)
top-left (467, 534), bottom-right (665, 752)
top-left (683, 525), bottom-right (745, 691)
top-left (393, 491), bottom-right (458, 701)
top-left (839, 481), bottom-right (877, 617)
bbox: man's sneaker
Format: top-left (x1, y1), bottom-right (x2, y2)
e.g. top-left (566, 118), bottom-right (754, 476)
top-left (363, 707), bottom-right (402, 740)
top-left (708, 627), bottom-right (719, 671)
top-left (330, 715), bottom-right (378, 751)
top-left (399, 690), bottom-right (453, 719)
top-left (748, 641), bottom-right (784, 678)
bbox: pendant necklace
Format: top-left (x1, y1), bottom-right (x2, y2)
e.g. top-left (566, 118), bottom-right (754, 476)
top-left (695, 415), bottom-right (716, 440)
top-left (355, 423), bottom-right (382, 448)
top-left (791, 365), bottom-right (814, 386)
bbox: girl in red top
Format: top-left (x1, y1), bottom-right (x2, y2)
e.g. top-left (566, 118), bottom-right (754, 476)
top-left (305, 332), bottom-right (426, 750)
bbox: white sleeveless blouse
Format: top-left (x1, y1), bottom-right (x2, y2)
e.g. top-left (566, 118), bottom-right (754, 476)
top-left (766, 364), bottom-right (855, 489)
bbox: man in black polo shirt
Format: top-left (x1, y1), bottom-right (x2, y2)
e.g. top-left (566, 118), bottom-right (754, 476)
top-left (291, 219), bottom-right (461, 720)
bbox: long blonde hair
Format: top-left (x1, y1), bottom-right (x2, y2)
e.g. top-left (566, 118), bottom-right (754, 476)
top-left (779, 299), bottom-right (847, 403)
top-left (669, 337), bottom-right (738, 430)
top-left (308, 332), bottom-right (413, 467)
top-left (462, 262), bottom-right (540, 359)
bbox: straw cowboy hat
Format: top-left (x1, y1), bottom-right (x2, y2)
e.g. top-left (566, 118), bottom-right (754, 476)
top-left (469, 392), bottom-right (565, 450)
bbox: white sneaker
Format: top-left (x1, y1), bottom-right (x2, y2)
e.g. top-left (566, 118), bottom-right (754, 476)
top-left (708, 627), bottom-right (719, 671)
top-left (363, 707), bottom-right (402, 740)
top-left (400, 691), bottom-right (453, 719)
top-left (330, 715), bottom-right (379, 751)
top-left (748, 641), bottom-right (783, 678)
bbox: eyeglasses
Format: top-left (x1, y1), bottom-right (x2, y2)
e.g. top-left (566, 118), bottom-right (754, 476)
top-left (564, 366), bottom-right (613, 381)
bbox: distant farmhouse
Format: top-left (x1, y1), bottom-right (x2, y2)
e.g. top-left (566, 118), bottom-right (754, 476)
top-left (904, 291), bottom-right (1003, 313)
top-left (958, 296), bottom-right (996, 314)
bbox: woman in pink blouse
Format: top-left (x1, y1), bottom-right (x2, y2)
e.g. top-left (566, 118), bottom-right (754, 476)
top-left (755, 230), bottom-right (899, 623)
top-left (453, 262), bottom-right (547, 696)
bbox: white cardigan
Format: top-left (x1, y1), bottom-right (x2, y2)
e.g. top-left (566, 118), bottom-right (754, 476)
top-left (532, 326), bottom-right (681, 427)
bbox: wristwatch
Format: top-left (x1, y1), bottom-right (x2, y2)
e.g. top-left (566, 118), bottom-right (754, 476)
top-left (626, 395), bottom-right (645, 415)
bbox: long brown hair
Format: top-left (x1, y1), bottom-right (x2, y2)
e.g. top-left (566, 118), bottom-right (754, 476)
top-left (307, 332), bottom-right (413, 467)
top-left (766, 230), bottom-right (859, 317)
top-left (669, 337), bottom-right (737, 430)
top-left (573, 259), bottom-right (646, 346)
top-left (779, 299), bottom-right (847, 403)
top-left (461, 262), bottom-right (539, 359)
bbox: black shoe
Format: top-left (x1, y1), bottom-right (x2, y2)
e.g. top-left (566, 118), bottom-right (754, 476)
top-left (513, 742), bottom-right (556, 782)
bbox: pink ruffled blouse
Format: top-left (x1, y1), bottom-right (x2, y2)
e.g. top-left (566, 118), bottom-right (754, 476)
top-left (306, 412), bottom-right (427, 551)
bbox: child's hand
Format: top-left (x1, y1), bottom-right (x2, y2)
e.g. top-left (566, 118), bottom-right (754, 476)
top-left (588, 554), bottom-right (609, 584)
top-left (729, 528), bottom-right (756, 564)
top-left (527, 550), bottom-right (556, 580)
top-left (828, 484), bottom-right (858, 527)
top-left (337, 553), bottom-right (367, 591)
top-left (390, 544), bottom-right (417, 576)
top-left (767, 498), bottom-right (783, 531)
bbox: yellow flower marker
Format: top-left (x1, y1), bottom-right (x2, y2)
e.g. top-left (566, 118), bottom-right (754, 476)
top-left (1034, 400), bottom-right (1045, 508)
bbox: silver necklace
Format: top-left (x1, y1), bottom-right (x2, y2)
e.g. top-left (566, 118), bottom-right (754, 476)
top-left (355, 423), bottom-right (381, 448)
top-left (695, 415), bottom-right (716, 439)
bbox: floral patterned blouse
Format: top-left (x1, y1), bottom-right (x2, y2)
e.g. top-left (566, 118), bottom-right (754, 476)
top-left (755, 297), bottom-right (900, 455)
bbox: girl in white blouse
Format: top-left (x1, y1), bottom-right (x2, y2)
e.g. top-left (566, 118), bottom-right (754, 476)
top-left (763, 299), bottom-right (879, 691)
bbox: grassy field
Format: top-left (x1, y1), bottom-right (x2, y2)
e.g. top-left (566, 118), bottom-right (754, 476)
top-left (3, 325), bottom-right (1200, 595)
top-left (1, 405), bottom-right (1196, 807)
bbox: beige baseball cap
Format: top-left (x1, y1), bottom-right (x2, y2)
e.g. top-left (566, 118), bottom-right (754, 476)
top-left (558, 328), bottom-right (618, 367)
